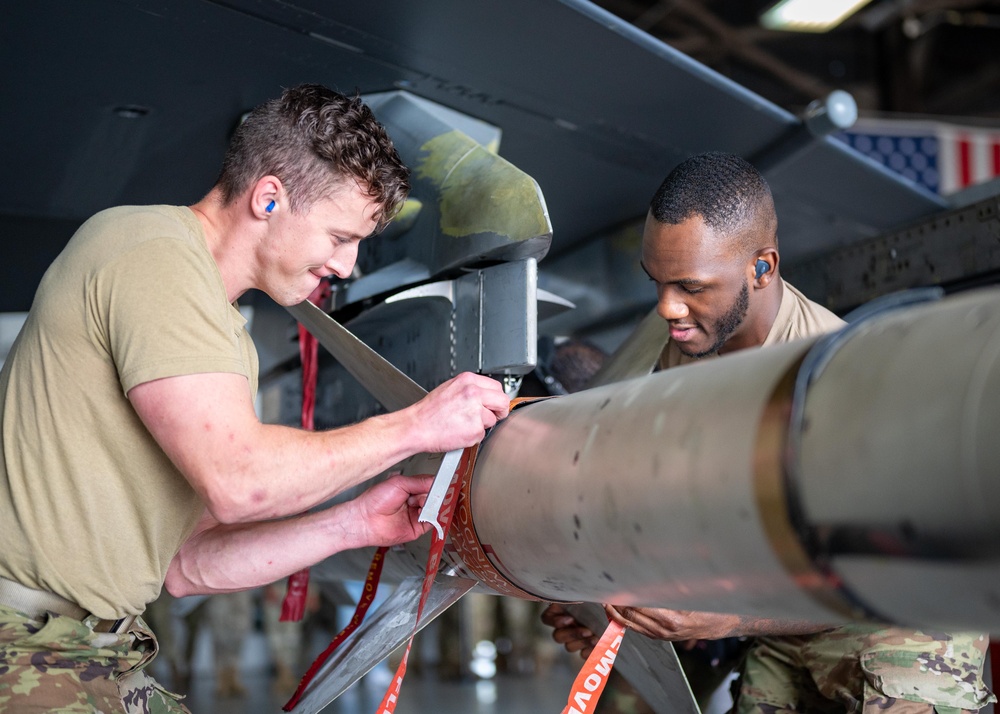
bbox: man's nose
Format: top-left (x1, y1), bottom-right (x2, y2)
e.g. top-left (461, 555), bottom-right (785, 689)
top-left (326, 243), bottom-right (358, 279)
top-left (658, 294), bottom-right (689, 321)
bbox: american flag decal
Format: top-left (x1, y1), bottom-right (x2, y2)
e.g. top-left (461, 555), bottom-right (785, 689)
top-left (838, 118), bottom-right (1000, 196)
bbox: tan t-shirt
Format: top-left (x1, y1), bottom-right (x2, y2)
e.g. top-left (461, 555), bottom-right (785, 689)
top-left (658, 281), bottom-right (845, 370)
top-left (0, 205), bottom-right (258, 618)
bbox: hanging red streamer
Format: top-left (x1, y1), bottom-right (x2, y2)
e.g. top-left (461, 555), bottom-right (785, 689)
top-left (280, 282), bottom-right (330, 622)
top-left (282, 546), bottom-right (390, 711)
top-left (373, 447), bottom-right (475, 714)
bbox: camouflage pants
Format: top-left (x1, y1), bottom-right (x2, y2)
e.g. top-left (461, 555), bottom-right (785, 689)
top-left (734, 625), bottom-right (995, 714)
top-left (0, 603), bottom-right (189, 713)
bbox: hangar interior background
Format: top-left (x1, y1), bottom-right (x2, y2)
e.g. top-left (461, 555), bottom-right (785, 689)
top-left (0, 1), bottom-right (997, 712)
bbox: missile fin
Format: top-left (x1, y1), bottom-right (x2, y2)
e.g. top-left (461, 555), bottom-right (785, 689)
top-left (291, 573), bottom-right (476, 714)
top-left (286, 299), bottom-right (427, 412)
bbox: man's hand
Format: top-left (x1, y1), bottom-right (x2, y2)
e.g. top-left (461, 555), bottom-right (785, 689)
top-left (407, 372), bottom-right (510, 454)
top-left (353, 474), bottom-right (434, 547)
top-left (604, 606), bottom-right (833, 642)
top-left (604, 606), bottom-right (743, 642)
top-left (540, 603), bottom-right (600, 660)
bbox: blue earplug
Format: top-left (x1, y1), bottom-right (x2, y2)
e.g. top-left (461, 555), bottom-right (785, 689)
top-left (755, 259), bottom-right (769, 279)
top-left (265, 200), bottom-right (275, 213)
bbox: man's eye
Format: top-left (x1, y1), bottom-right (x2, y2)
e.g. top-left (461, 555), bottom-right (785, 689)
top-left (681, 285), bottom-right (703, 294)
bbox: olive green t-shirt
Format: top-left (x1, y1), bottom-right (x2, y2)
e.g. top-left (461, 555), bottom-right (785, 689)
top-left (0, 205), bottom-right (258, 619)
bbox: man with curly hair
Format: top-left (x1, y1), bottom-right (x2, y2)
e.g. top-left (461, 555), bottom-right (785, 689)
top-left (0, 84), bottom-right (509, 711)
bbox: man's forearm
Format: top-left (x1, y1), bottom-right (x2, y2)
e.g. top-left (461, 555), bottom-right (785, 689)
top-left (605, 606), bottom-right (835, 642)
top-left (130, 370), bottom-right (505, 525)
top-left (164, 502), bottom-right (365, 597)
top-left (727, 615), bottom-right (834, 637)
top-left (204, 410), bottom-right (420, 523)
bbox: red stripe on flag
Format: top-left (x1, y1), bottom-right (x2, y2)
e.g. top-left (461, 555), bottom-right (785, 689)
top-left (958, 136), bottom-right (972, 188)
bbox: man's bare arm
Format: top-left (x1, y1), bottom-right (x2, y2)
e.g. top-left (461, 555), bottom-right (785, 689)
top-left (165, 474), bottom-right (432, 595)
top-left (605, 606), bottom-right (834, 641)
top-left (129, 370), bottom-right (508, 523)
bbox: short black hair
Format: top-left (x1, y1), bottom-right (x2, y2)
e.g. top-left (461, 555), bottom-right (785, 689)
top-left (649, 152), bottom-right (777, 255)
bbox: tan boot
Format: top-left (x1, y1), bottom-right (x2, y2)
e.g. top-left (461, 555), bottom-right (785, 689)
top-left (216, 664), bottom-right (247, 698)
top-left (273, 661), bottom-right (300, 695)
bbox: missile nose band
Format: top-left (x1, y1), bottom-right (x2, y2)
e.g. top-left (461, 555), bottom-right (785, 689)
top-left (449, 464), bottom-right (553, 601)
top-left (449, 396), bottom-right (576, 602)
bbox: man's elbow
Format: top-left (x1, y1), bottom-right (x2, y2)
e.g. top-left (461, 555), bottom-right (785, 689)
top-left (193, 469), bottom-right (270, 524)
top-left (200, 488), bottom-right (262, 525)
top-left (163, 562), bottom-right (199, 598)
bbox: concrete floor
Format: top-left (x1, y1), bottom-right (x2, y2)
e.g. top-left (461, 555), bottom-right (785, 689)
top-left (179, 664), bottom-right (578, 714)
top-left (149, 604), bottom-right (997, 714)
top-left (154, 624), bottom-right (581, 714)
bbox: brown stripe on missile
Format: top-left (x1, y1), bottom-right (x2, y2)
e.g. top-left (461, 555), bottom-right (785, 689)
top-left (752, 357), bottom-right (868, 621)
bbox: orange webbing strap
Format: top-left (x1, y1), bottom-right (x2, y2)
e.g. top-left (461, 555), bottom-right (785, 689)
top-left (375, 445), bottom-right (478, 714)
top-left (560, 620), bottom-right (626, 714)
top-left (282, 545), bottom-right (390, 711)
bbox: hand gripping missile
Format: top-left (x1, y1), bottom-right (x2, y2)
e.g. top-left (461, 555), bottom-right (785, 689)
top-left (286, 299), bottom-right (463, 537)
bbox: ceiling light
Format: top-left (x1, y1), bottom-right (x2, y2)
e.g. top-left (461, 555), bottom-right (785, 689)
top-left (113, 105), bottom-right (150, 119)
top-left (760, 0), bottom-right (876, 32)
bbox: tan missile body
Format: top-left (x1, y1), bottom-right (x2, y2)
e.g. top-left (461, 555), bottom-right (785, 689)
top-left (316, 288), bottom-right (1000, 631)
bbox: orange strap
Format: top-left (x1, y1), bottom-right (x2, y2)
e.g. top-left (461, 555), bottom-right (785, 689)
top-left (560, 620), bottom-right (626, 714)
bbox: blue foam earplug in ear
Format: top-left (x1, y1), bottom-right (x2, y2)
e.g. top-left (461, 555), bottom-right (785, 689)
top-left (755, 259), bottom-right (769, 279)
top-left (265, 200), bottom-right (275, 213)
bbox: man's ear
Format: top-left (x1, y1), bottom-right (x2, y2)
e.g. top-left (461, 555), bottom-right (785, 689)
top-left (251, 176), bottom-right (283, 220)
top-left (752, 248), bottom-right (778, 288)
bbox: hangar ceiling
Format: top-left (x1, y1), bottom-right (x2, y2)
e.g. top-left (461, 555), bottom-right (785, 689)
top-left (2, 0), bottom-right (995, 320)
top-left (592, 0), bottom-right (1000, 119)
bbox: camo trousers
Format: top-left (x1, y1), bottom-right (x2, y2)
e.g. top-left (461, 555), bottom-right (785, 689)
top-left (734, 625), bottom-right (995, 714)
top-left (0, 604), bottom-right (189, 713)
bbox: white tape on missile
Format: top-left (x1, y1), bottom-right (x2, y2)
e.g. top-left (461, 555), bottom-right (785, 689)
top-left (418, 449), bottom-right (463, 538)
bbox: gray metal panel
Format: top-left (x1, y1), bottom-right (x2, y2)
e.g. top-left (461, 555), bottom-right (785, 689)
top-left (480, 259), bottom-right (538, 374)
top-left (784, 193), bottom-right (1000, 313)
top-left (1, 0), bottom-right (946, 311)
top-left (358, 91), bottom-right (551, 284)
